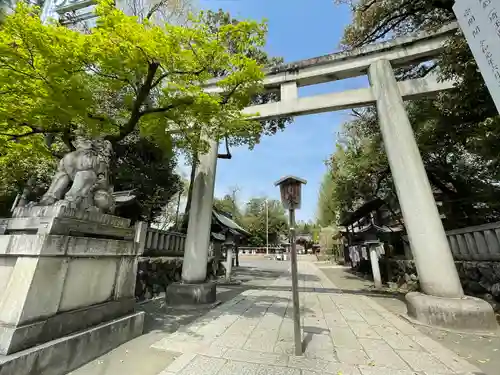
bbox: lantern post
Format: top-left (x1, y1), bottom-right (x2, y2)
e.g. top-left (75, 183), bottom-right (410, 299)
top-left (274, 175), bottom-right (307, 356)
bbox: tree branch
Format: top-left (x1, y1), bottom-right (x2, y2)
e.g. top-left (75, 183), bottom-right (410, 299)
top-left (352, 6), bottom-right (421, 48)
top-left (0, 129), bottom-right (44, 141)
top-left (426, 168), bottom-right (459, 197)
top-left (139, 97), bottom-right (195, 115)
top-left (0, 119), bottom-right (55, 141)
top-left (0, 60), bottom-right (42, 81)
top-left (145, 0), bottom-right (163, 20)
top-left (105, 61), bottom-right (160, 144)
top-left (373, 167), bottom-right (390, 196)
top-left (86, 64), bottom-right (138, 94)
top-left (221, 82), bottom-right (242, 105)
top-left (151, 73), bottom-right (169, 89)
top-left (151, 67), bottom-right (207, 89)
top-left (87, 112), bottom-right (119, 128)
top-left (215, 83), bottom-right (244, 159)
top-left (61, 127), bottom-right (76, 151)
top-left (351, 109), bottom-right (363, 118)
top-left (139, 104), bottom-right (178, 115)
top-left (421, 63), bottom-right (438, 77)
top-left (359, 0), bottom-right (379, 13)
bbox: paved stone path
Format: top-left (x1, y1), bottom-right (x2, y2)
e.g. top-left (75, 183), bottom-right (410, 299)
top-left (151, 262), bottom-right (485, 375)
top-left (318, 263), bottom-right (500, 375)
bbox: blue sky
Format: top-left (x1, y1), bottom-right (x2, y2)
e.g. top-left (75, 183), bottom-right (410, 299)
top-left (192, 0), bottom-right (369, 222)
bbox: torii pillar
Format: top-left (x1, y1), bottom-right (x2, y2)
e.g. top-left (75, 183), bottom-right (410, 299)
top-left (166, 136), bottom-right (219, 306)
top-left (368, 59), bottom-right (497, 330)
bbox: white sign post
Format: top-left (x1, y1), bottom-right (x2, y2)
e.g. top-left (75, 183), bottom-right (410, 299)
top-left (454, 0), bottom-right (500, 113)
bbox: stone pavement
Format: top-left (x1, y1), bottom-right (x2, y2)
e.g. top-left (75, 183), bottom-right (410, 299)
top-left (151, 262), bottom-right (485, 375)
top-left (318, 264), bottom-right (500, 375)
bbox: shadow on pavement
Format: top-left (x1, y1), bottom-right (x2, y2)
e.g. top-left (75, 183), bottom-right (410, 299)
top-left (212, 284), bottom-right (406, 302)
top-left (318, 263), bottom-right (500, 375)
top-left (137, 264), bottom-right (317, 335)
top-left (234, 266), bottom-right (291, 282)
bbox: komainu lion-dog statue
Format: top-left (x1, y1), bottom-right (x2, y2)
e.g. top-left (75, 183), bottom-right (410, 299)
top-left (37, 137), bottom-right (115, 213)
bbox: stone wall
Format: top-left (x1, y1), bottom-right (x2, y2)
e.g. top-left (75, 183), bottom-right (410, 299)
top-left (386, 259), bottom-right (500, 311)
top-left (135, 256), bottom-right (224, 301)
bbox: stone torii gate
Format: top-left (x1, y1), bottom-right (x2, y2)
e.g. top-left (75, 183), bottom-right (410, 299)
top-left (180, 23), bottom-right (498, 330)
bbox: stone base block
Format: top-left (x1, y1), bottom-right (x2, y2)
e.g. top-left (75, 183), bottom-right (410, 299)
top-left (166, 282), bottom-right (216, 307)
top-left (0, 298), bottom-right (135, 355)
top-left (1, 208), bottom-right (134, 240)
top-left (406, 291), bottom-right (498, 331)
top-left (12, 206), bottom-right (131, 228)
top-left (0, 312), bottom-right (144, 375)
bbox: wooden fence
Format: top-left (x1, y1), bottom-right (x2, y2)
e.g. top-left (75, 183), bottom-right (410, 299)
top-left (404, 221), bottom-right (500, 261)
top-left (143, 228), bottom-right (186, 256)
top-left (446, 222), bottom-right (500, 261)
top-left (238, 246), bottom-right (283, 254)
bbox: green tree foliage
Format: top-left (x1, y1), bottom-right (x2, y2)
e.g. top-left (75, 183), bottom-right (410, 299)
top-left (317, 109), bottom-right (392, 227)
top-left (335, 0), bottom-right (455, 48)
top-left (201, 9), bottom-right (292, 145)
top-left (152, 175), bottom-right (189, 230)
top-left (318, 0), bottom-right (500, 229)
top-left (0, 1), bottom-right (267, 153)
top-left (112, 134), bottom-right (181, 222)
top-left (0, 156), bottom-right (55, 216)
top-left (214, 193), bottom-right (288, 247)
top-left (0, 1), bottom-right (270, 218)
top-left (240, 197), bottom-right (287, 247)
top-left (125, 0), bottom-right (195, 25)
top-left (214, 193), bottom-right (241, 220)
top-left (317, 170), bottom-right (338, 227)
top-left (295, 221), bottom-right (319, 250)
top-left (182, 10), bottom-right (292, 228)
top-left (295, 220), bottom-right (319, 236)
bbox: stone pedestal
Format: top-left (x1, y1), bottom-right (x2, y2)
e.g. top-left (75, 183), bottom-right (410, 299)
top-left (368, 59), bottom-right (497, 330)
top-left (166, 282), bottom-right (216, 308)
top-left (0, 206), bottom-right (145, 374)
top-left (406, 292), bottom-right (498, 331)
